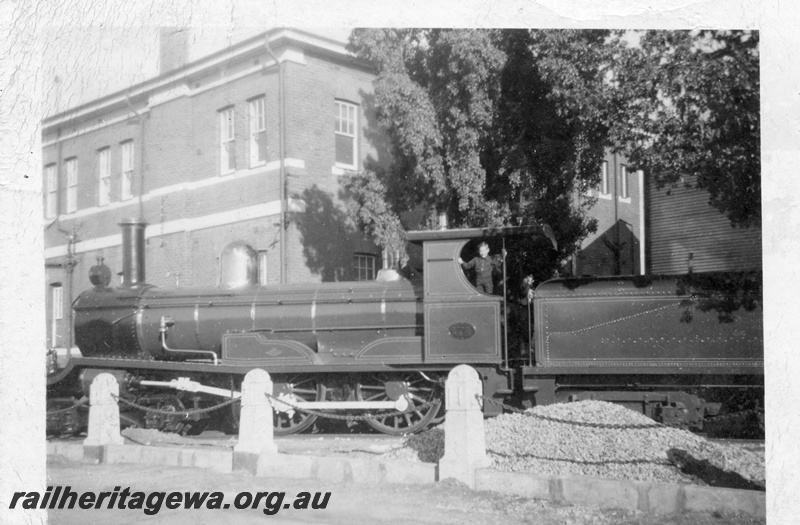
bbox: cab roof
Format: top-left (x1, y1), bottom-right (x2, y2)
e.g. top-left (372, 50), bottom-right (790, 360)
top-left (406, 225), bottom-right (556, 247)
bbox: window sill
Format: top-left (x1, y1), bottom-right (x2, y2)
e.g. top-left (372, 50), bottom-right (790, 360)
top-left (618, 197), bottom-right (631, 204)
top-left (597, 193), bottom-right (612, 200)
top-left (332, 165), bottom-right (357, 176)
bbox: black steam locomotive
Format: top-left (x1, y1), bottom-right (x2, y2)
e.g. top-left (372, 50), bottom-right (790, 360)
top-left (46, 219), bottom-right (764, 436)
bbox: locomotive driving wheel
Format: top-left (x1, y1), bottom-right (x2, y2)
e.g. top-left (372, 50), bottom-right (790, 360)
top-left (225, 376), bottom-right (325, 436)
top-left (355, 373), bottom-right (442, 436)
top-left (271, 376), bottom-right (326, 436)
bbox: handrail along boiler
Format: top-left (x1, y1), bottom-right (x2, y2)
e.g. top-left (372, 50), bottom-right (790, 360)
top-left (46, 219), bottom-right (764, 436)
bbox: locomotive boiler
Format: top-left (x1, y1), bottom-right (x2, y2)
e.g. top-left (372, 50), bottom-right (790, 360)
top-left (47, 219), bottom-right (764, 437)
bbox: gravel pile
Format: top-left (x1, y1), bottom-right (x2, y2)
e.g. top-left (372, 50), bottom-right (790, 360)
top-left (384, 400), bottom-right (765, 488)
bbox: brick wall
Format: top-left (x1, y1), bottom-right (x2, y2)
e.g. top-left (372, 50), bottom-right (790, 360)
top-left (576, 151), bottom-right (643, 276)
top-left (282, 54), bottom-right (383, 282)
top-left (42, 35), bottom-right (391, 346)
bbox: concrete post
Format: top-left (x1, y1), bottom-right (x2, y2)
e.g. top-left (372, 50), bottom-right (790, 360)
top-left (83, 373), bottom-right (124, 450)
top-left (234, 369), bottom-right (278, 473)
top-left (438, 364), bottom-right (491, 488)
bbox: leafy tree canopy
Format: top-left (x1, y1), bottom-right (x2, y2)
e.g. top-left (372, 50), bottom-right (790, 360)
top-left (345, 29), bottom-right (618, 279)
top-left (343, 29), bottom-right (760, 279)
top-left (608, 30), bottom-right (760, 228)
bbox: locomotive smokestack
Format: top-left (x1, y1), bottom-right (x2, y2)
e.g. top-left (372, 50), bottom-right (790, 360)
top-left (119, 218), bottom-right (148, 287)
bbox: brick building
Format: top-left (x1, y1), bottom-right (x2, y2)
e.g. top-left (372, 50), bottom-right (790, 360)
top-left (43, 28), bottom-right (388, 350)
top-left (571, 150), bottom-right (761, 277)
top-left (573, 150), bottom-right (645, 277)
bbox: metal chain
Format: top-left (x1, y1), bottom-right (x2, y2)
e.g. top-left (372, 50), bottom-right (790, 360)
top-left (477, 395), bottom-right (664, 430)
top-left (46, 398), bottom-right (89, 415)
top-left (487, 449), bottom-right (673, 467)
top-left (111, 394), bottom-right (240, 417)
top-left (264, 393), bottom-right (439, 422)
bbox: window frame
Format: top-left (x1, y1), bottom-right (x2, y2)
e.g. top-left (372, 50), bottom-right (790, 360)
top-left (97, 147), bottom-right (111, 206)
top-left (51, 283), bottom-right (63, 347)
top-left (65, 157), bottom-right (78, 213)
top-left (52, 284), bottom-right (63, 321)
top-left (353, 252), bottom-right (376, 281)
top-left (619, 164), bottom-right (629, 200)
top-left (45, 163), bottom-right (57, 219)
top-left (258, 250), bottom-right (269, 285)
top-left (121, 140), bottom-right (134, 201)
top-left (219, 106), bottom-right (236, 175)
top-left (249, 97), bottom-right (267, 168)
top-left (334, 100), bottom-right (358, 170)
top-left (598, 160), bottom-right (611, 200)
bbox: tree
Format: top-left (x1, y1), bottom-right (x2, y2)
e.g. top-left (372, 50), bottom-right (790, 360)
top-left (608, 30), bottom-right (760, 228)
top-left (343, 29), bottom-right (760, 281)
top-left (344, 29), bottom-right (615, 280)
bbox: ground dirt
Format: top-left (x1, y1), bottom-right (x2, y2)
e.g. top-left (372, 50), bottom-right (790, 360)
top-left (46, 455), bottom-right (764, 525)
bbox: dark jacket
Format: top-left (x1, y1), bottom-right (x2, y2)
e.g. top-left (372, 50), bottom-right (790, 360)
top-left (461, 255), bottom-right (502, 287)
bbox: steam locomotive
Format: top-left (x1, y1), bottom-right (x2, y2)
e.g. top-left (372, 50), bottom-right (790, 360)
top-left (46, 219), bottom-right (764, 436)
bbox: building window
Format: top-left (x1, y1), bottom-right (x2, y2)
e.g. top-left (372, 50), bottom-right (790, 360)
top-left (258, 250), bottom-right (269, 285)
top-left (249, 97), bottom-right (267, 167)
top-left (97, 148), bottom-right (111, 206)
top-left (52, 284), bottom-right (63, 320)
top-left (219, 107), bottom-right (236, 174)
top-left (65, 157), bottom-right (78, 213)
top-left (335, 100), bottom-right (358, 169)
top-left (121, 141), bottom-right (134, 200)
top-left (620, 165), bottom-right (629, 199)
top-left (353, 253), bottom-right (376, 281)
top-left (51, 283), bottom-right (63, 347)
top-left (599, 161), bottom-right (610, 198)
top-left (45, 163), bottom-right (57, 219)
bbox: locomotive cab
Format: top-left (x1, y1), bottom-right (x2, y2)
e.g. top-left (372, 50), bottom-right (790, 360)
top-left (406, 225), bottom-right (557, 370)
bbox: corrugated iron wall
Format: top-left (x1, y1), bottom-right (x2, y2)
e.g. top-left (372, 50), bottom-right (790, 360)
top-left (647, 175), bottom-right (762, 274)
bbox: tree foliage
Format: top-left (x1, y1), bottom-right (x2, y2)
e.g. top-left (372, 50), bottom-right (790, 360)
top-left (343, 29), bottom-right (760, 276)
top-left (345, 29), bottom-right (615, 275)
top-left (608, 30), bottom-right (760, 228)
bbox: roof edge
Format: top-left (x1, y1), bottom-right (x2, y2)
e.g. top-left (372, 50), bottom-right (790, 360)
top-left (42, 27), bottom-right (365, 130)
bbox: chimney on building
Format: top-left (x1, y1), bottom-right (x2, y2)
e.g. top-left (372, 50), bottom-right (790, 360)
top-left (159, 27), bottom-right (189, 74)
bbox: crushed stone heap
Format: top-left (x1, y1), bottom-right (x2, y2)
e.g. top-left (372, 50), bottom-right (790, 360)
top-left (386, 400), bottom-right (764, 488)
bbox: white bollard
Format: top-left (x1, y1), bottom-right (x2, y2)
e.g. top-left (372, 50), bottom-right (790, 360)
top-left (234, 369), bottom-right (278, 473)
top-left (438, 364), bottom-right (491, 488)
top-left (83, 373), bottom-right (124, 448)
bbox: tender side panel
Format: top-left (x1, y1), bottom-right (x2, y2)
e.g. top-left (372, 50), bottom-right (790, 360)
top-left (534, 278), bottom-right (763, 369)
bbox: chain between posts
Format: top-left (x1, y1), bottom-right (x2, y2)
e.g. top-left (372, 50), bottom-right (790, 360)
top-left (264, 393), bottom-right (439, 422)
top-left (49, 392), bottom-right (438, 423)
top-left (111, 394), bottom-right (240, 417)
top-left (477, 394), bottom-right (665, 430)
top-left (46, 398), bottom-right (89, 415)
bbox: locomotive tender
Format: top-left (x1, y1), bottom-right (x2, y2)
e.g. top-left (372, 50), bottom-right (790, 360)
top-left (47, 219), bottom-right (764, 436)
